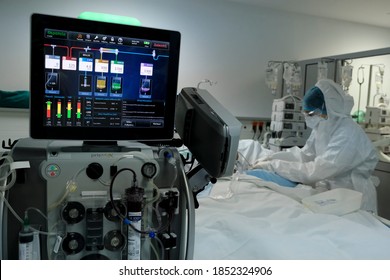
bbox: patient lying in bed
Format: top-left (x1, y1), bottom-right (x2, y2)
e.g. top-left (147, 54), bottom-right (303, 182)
top-left (193, 138), bottom-right (390, 259)
top-left (193, 113), bottom-right (388, 259)
top-left (240, 80), bottom-right (378, 213)
top-left (237, 134), bottom-right (378, 214)
top-left (194, 175), bottom-right (390, 260)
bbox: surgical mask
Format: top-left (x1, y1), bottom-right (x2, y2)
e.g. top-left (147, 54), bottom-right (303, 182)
top-left (305, 115), bottom-right (322, 129)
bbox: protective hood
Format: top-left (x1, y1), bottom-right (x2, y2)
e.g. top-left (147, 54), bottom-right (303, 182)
top-left (267, 79), bottom-right (378, 213)
top-left (315, 79), bottom-right (354, 119)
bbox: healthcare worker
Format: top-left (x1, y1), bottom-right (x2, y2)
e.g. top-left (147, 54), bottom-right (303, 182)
top-left (251, 79), bottom-right (378, 213)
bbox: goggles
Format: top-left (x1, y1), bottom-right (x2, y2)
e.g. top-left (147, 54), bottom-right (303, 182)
top-left (302, 108), bottom-right (322, 117)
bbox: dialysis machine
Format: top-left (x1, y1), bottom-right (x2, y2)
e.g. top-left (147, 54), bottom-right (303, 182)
top-left (1, 14), bottom-right (241, 260)
top-left (1, 13), bottom-right (191, 260)
top-left (2, 85), bottom-right (242, 260)
top-left (3, 139), bottom-right (193, 260)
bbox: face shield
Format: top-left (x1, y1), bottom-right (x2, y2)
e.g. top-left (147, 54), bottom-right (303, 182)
top-left (302, 108), bottom-right (323, 117)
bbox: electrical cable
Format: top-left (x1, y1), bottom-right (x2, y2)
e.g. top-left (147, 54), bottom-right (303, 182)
top-left (109, 167), bottom-right (137, 221)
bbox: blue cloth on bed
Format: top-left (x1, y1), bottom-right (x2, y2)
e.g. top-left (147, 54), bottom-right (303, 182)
top-left (246, 169), bottom-right (298, 188)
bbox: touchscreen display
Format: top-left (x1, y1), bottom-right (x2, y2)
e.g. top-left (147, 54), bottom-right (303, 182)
top-left (30, 14), bottom-right (180, 141)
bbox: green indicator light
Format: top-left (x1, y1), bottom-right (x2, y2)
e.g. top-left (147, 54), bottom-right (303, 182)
top-left (78, 12), bottom-right (141, 26)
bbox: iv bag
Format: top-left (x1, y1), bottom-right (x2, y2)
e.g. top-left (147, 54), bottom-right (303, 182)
top-left (283, 63), bottom-right (301, 94)
top-left (317, 61), bottom-right (328, 81)
top-left (291, 65), bottom-right (302, 88)
top-left (375, 66), bottom-right (385, 93)
top-left (283, 63), bottom-right (293, 83)
top-left (375, 72), bottom-right (383, 86)
top-left (375, 73), bottom-right (383, 95)
top-left (265, 64), bottom-right (280, 94)
top-left (342, 65), bottom-right (353, 89)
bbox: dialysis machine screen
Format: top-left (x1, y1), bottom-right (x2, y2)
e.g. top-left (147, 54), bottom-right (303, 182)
top-left (30, 13), bottom-right (181, 140)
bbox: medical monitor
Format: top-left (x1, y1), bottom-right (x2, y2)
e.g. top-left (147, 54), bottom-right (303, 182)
top-left (30, 14), bottom-right (181, 141)
top-left (175, 87), bottom-right (242, 178)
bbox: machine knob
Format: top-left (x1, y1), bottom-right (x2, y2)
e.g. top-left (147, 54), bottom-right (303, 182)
top-left (86, 162), bottom-right (104, 179)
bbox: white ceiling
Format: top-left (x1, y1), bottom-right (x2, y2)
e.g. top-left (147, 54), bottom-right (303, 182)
top-left (225, 0), bottom-right (390, 28)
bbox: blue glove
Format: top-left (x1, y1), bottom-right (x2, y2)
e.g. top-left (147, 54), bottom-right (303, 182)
top-left (246, 169), bottom-right (298, 188)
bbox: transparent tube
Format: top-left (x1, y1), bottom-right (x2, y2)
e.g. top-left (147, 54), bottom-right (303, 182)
top-left (0, 155), bottom-right (17, 192)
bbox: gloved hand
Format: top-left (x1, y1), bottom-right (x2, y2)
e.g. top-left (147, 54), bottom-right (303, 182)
top-left (252, 160), bottom-right (272, 170)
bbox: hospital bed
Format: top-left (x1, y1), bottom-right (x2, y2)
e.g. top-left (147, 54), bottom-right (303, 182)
top-left (193, 140), bottom-right (390, 260)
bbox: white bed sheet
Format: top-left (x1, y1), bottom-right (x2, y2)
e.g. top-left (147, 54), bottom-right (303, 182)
top-left (194, 175), bottom-right (390, 260)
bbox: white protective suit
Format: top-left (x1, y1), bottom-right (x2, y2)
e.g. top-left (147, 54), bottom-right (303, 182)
top-left (265, 79), bottom-right (378, 213)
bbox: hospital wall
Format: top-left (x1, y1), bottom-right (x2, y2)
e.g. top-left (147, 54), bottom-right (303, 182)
top-left (1, 0), bottom-right (390, 147)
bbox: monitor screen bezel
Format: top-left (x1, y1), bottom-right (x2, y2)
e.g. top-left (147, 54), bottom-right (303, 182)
top-left (30, 13), bottom-right (181, 141)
